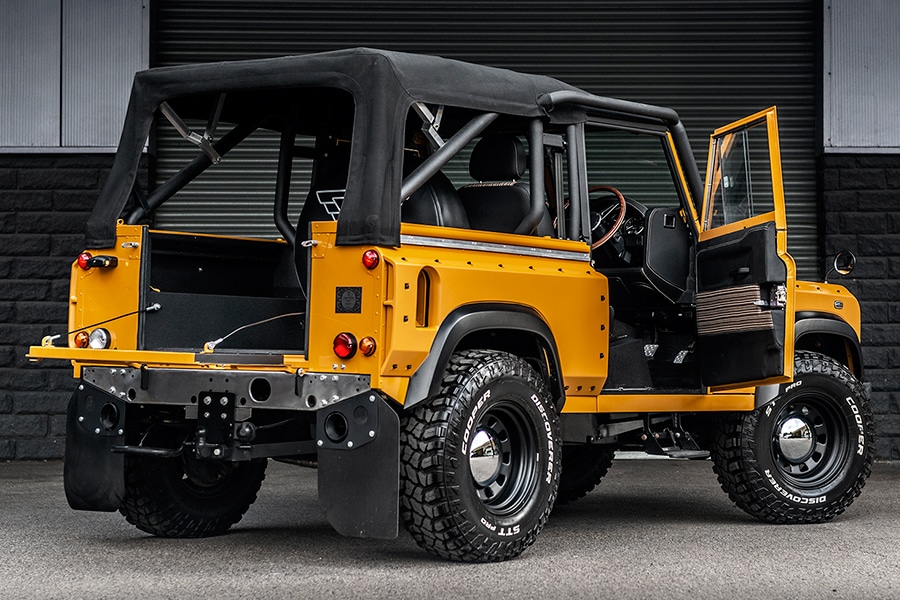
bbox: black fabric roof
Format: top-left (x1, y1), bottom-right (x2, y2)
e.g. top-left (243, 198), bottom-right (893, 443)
top-left (85, 48), bottom-right (585, 248)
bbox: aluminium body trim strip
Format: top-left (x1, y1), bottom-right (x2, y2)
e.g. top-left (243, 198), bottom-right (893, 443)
top-left (400, 234), bottom-right (591, 262)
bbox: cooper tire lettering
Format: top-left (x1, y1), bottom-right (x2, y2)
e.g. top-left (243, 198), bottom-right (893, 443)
top-left (712, 351), bottom-right (874, 524)
top-left (399, 349), bottom-right (560, 562)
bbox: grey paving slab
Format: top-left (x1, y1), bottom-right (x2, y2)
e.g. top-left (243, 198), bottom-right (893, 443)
top-left (1, 458), bottom-right (897, 599)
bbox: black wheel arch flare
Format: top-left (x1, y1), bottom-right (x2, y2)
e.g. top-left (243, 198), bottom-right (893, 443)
top-left (404, 303), bottom-right (565, 411)
top-left (794, 312), bottom-right (864, 380)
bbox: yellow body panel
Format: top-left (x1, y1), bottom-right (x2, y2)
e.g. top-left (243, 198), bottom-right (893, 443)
top-left (308, 221), bottom-right (609, 403)
top-left (562, 390), bottom-right (755, 413)
top-left (67, 223), bottom-right (144, 349)
top-left (794, 280), bottom-right (861, 337)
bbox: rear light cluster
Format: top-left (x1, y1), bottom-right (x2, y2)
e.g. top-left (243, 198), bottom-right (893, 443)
top-left (76, 252), bottom-right (118, 270)
top-left (73, 250), bottom-right (117, 348)
top-left (332, 333), bottom-right (377, 359)
top-left (73, 328), bottom-right (112, 349)
top-left (330, 249), bottom-right (381, 360)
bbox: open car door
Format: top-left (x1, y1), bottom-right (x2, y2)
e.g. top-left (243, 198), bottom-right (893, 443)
top-left (695, 107), bottom-right (796, 389)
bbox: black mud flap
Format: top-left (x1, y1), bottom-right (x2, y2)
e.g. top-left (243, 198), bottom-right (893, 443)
top-left (317, 392), bottom-right (400, 539)
top-left (64, 383), bottom-right (127, 512)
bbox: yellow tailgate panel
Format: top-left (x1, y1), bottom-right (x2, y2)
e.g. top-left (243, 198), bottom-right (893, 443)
top-left (68, 223), bottom-right (144, 350)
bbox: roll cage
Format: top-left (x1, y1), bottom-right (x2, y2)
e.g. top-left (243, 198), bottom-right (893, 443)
top-left (85, 48), bottom-right (703, 253)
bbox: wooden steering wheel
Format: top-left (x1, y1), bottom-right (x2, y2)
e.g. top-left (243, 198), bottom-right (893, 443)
top-left (588, 185), bottom-right (627, 250)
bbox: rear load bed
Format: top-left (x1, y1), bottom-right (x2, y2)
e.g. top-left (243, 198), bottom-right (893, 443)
top-left (141, 231), bottom-right (305, 353)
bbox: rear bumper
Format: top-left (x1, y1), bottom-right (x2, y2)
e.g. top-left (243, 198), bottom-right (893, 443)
top-left (64, 365), bottom-right (400, 539)
top-left (82, 365), bottom-right (370, 412)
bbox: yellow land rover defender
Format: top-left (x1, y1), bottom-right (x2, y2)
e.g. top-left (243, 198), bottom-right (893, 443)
top-left (29, 48), bottom-right (874, 562)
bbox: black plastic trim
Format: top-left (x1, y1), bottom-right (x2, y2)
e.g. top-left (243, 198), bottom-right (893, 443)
top-left (317, 392), bottom-right (400, 539)
top-left (64, 383), bottom-right (127, 512)
top-left (404, 304), bottom-right (564, 410)
top-left (795, 315), bottom-right (864, 379)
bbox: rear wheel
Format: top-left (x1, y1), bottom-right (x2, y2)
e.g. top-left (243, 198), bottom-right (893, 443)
top-left (400, 350), bottom-right (560, 562)
top-left (712, 351), bottom-right (874, 523)
top-left (555, 445), bottom-right (615, 505)
top-left (119, 453), bottom-right (267, 538)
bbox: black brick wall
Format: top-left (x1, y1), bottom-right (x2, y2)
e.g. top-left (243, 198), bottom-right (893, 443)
top-left (822, 153), bottom-right (900, 460)
top-left (0, 155), bottom-right (114, 459)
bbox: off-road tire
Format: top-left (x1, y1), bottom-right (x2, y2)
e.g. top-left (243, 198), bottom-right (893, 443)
top-left (555, 445), bottom-right (615, 505)
top-left (711, 351), bottom-right (875, 523)
top-left (400, 350), bottom-right (561, 562)
top-left (119, 454), bottom-right (267, 538)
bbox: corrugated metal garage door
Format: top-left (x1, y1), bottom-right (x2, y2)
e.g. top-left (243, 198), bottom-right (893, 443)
top-left (153, 0), bottom-right (818, 277)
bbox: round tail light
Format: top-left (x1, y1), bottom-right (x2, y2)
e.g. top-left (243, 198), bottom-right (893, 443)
top-left (77, 252), bottom-right (93, 270)
top-left (333, 332), bottom-right (357, 359)
top-left (73, 331), bottom-right (90, 348)
top-left (362, 249), bottom-right (380, 270)
top-left (88, 328), bottom-right (111, 349)
top-left (359, 336), bottom-right (377, 357)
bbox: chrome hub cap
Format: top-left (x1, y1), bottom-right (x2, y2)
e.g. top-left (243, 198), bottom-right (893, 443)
top-left (469, 429), bottom-right (502, 486)
top-left (776, 416), bottom-right (814, 462)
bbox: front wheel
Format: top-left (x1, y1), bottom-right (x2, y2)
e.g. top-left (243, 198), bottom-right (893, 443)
top-left (119, 453), bottom-right (267, 538)
top-left (400, 350), bottom-right (561, 562)
top-left (712, 351), bottom-right (875, 523)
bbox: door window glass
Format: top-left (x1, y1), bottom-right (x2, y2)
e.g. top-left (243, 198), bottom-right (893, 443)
top-left (704, 120), bottom-right (775, 228)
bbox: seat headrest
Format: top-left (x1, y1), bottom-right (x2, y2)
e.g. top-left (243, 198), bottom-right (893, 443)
top-left (469, 135), bottom-right (526, 182)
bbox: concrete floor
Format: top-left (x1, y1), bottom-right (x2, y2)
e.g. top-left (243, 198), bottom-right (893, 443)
top-left (1, 457), bottom-right (898, 599)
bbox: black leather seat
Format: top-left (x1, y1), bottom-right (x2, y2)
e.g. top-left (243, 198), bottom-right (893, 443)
top-left (295, 146), bottom-right (470, 293)
top-left (459, 135), bottom-right (553, 236)
top-left (401, 154), bottom-right (469, 228)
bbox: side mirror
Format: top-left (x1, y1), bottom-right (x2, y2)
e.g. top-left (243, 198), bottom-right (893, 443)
top-left (825, 250), bottom-right (856, 282)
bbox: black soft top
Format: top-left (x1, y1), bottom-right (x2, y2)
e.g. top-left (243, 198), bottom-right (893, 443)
top-left (85, 48), bottom-right (672, 248)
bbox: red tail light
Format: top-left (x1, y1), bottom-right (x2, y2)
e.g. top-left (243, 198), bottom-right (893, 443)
top-left (76, 252), bottom-right (118, 270)
top-left (362, 249), bottom-right (380, 270)
top-left (333, 332), bottom-right (357, 359)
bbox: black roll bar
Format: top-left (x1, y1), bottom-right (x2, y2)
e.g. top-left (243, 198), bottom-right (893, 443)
top-left (401, 112), bottom-right (499, 202)
top-left (539, 90), bottom-right (705, 207)
top-left (515, 118), bottom-right (546, 235)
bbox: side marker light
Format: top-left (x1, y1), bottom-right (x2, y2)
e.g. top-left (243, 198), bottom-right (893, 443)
top-left (359, 336), bottom-right (377, 356)
top-left (73, 331), bottom-right (90, 348)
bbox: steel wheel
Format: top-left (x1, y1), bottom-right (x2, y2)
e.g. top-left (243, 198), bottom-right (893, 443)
top-left (119, 454), bottom-right (267, 538)
top-left (712, 351), bottom-right (874, 524)
top-left (771, 397), bottom-right (846, 487)
top-left (400, 349), bottom-right (560, 562)
top-left (469, 403), bottom-right (539, 515)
